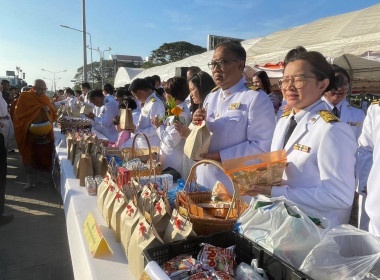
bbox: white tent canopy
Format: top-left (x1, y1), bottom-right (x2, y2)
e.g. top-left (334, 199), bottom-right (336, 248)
top-left (116, 3), bottom-right (380, 86)
top-left (114, 67), bottom-right (144, 87)
top-left (246, 3), bottom-right (380, 66)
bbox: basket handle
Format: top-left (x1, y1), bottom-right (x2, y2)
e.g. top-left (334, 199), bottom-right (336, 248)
top-left (131, 132), bottom-right (153, 177)
top-left (183, 159), bottom-right (225, 193)
top-left (176, 191), bottom-right (192, 221)
top-left (183, 159), bottom-right (245, 220)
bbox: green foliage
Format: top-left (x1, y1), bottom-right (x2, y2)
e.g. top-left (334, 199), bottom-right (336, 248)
top-left (150, 41), bottom-right (206, 65)
top-left (73, 60), bottom-right (114, 89)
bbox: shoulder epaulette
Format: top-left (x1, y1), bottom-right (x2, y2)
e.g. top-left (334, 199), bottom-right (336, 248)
top-left (371, 99), bottom-right (380, 105)
top-left (244, 83), bottom-right (261, 91)
top-left (211, 86), bottom-right (220, 92)
top-left (318, 110), bottom-right (340, 123)
top-left (280, 111), bottom-right (291, 118)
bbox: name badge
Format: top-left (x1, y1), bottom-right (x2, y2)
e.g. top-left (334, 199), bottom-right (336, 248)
top-left (294, 144), bottom-right (311, 153)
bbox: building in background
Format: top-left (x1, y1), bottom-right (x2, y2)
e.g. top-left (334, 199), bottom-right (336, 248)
top-left (111, 55), bottom-right (144, 80)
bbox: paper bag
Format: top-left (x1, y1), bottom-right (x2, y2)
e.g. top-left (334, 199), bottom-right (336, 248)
top-left (66, 136), bottom-right (75, 161)
top-left (73, 153), bottom-right (93, 186)
top-left (127, 216), bottom-right (162, 279)
top-left (120, 200), bottom-right (141, 256)
top-left (151, 197), bottom-right (171, 238)
top-left (163, 209), bottom-right (196, 243)
top-left (97, 175), bottom-right (110, 215)
top-left (102, 179), bottom-right (118, 227)
top-left (69, 140), bottom-right (79, 164)
top-left (120, 108), bottom-right (135, 130)
top-left (110, 190), bottom-right (127, 242)
top-left (93, 150), bottom-right (108, 177)
top-left (184, 121), bottom-right (211, 161)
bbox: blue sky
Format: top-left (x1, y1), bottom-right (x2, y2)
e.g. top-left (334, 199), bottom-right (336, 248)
top-left (0, 0), bottom-right (378, 89)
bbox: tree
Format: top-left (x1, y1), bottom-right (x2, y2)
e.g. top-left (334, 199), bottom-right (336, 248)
top-left (150, 41), bottom-right (206, 65)
top-left (73, 60), bottom-right (114, 89)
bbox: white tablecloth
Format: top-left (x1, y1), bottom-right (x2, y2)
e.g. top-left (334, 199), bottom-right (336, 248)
top-left (54, 128), bottom-right (135, 280)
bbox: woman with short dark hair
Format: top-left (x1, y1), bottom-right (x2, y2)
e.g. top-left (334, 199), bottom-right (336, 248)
top-left (152, 77), bottom-right (192, 176)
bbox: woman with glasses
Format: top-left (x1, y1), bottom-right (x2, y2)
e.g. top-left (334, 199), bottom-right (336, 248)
top-left (249, 50), bottom-right (357, 228)
top-left (322, 65), bottom-right (365, 140)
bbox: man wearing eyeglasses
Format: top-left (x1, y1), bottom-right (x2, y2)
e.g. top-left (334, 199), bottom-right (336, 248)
top-left (192, 40), bottom-right (276, 196)
top-left (13, 79), bottom-right (57, 190)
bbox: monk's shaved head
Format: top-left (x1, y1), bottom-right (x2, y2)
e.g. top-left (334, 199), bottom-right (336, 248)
top-left (33, 79), bottom-right (47, 96)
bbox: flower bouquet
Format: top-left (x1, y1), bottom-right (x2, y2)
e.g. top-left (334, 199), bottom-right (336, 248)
top-left (160, 96), bottom-right (183, 123)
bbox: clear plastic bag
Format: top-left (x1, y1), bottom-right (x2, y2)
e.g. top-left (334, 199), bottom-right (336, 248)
top-left (235, 259), bottom-right (268, 280)
top-left (300, 224), bottom-right (380, 280)
top-left (236, 195), bottom-right (330, 269)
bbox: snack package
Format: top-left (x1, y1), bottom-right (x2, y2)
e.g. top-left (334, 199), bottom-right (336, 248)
top-left (197, 243), bottom-right (235, 276)
top-left (162, 254), bottom-right (196, 278)
top-left (211, 181), bottom-right (232, 203)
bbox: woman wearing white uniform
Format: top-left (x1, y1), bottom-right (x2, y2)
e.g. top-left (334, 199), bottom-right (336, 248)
top-left (122, 78), bottom-right (165, 149)
top-left (192, 41), bottom-right (276, 195)
top-left (152, 77), bottom-right (191, 176)
top-left (356, 101), bottom-right (380, 236)
top-left (174, 71), bottom-right (215, 180)
top-left (249, 50), bottom-right (357, 228)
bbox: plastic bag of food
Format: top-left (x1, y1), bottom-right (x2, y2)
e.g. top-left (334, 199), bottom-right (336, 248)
top-left (300, 224), bottom-right (380, 280)
top-left (236, 195), bottom-right (330, 268)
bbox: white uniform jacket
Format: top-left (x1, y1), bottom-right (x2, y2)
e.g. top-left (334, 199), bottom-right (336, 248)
top-left (322, 97), bottom-right (365, 140)
top-left (156, 101), bottom-right (192, 175)
top-left (356, 102), bottom-right (380, 236)
top-left (0, 93), bottom-right (14, 149)
top-left (197, 77), bottom-right (276, 195)
top-left (93, 96), bottom-right (119, 142)
top-left (54, 96), bottom-right (78, 108)
top-left (271, 100), bottom-right (357, 228)
top-left (124, 93), bottom-right (165, 149)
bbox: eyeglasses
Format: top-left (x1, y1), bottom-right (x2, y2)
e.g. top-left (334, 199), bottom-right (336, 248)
top-left (278, 75), bottom-right (318, 89)
top-left (207, 59), bottom-right (240, 70)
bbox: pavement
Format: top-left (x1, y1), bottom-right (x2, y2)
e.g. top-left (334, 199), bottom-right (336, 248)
top-left (0, 150), bottom-right (74, 280)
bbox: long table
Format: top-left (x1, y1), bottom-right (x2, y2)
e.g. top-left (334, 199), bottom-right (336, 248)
top-left (54, 128), bottom-right (135, 280)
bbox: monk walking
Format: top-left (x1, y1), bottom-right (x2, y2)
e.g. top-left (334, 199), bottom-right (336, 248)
top-left (13, 79), bottom-right (57, 190)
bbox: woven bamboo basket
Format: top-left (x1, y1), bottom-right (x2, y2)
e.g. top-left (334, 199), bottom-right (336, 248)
top-left (178, 159), bottom-right (245, 236)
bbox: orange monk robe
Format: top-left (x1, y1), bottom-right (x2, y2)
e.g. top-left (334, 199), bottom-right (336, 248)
top-left (13, 90), bottom-right (57, 166)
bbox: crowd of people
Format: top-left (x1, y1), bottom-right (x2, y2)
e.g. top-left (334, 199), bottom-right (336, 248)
top-left (1, 41), bottom-right (380, 240)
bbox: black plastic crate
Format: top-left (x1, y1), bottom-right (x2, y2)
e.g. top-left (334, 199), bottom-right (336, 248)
top-left (143, 231), bottom-right (260, 267)
top-left (143, 231), bottom-right (313, 280)
top-left (260, 247), bottom-right (312, 280)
